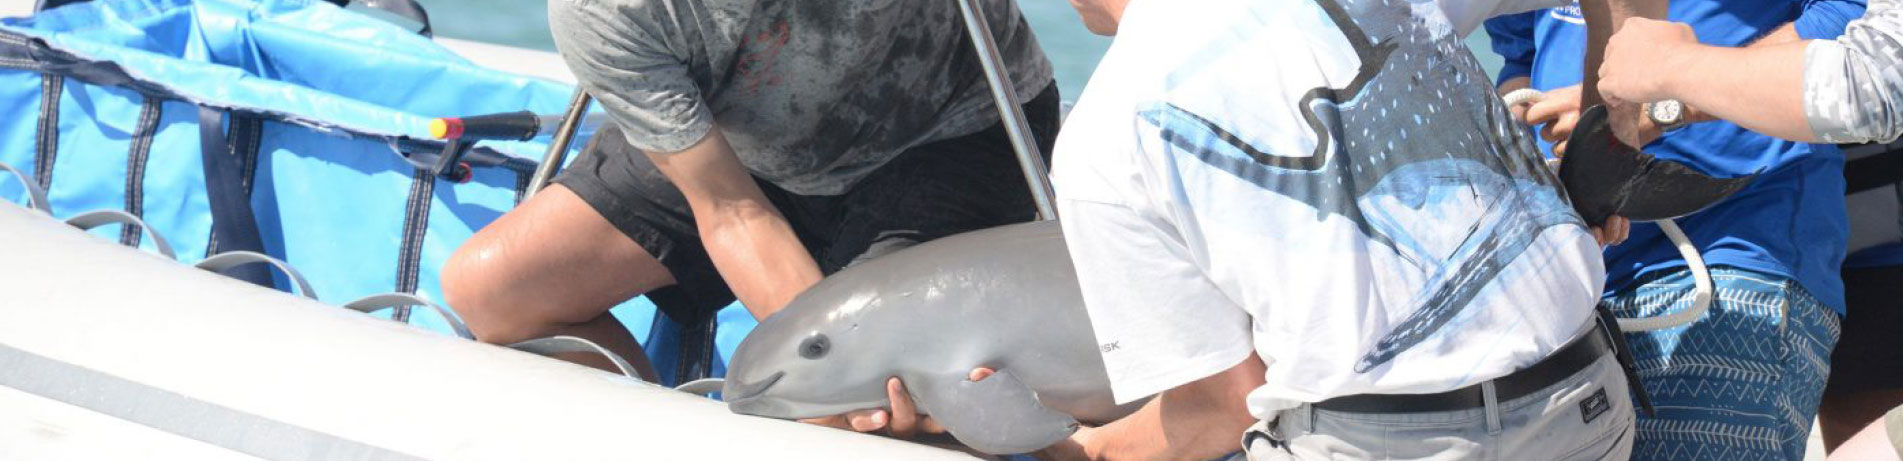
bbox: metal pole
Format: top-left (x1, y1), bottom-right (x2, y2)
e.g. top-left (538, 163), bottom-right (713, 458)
top-left (955, 0), bottom-right (1059, 221)
top-left (525, 89), bottom-right (593, 199)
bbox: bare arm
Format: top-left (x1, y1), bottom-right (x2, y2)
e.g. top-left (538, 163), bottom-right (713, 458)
top-left (1656, 40), bottom-right (1813, 140)
top-left (645, 128), bottom-right (823, 321)
top-left (1499, 76), bottom-right (1532, 95)
top-left (1577, 0), bottom-right (1668, 109)
top-left (1039, 353), bottom-right (1266, 461)
top-left (1597, 19), bottom-right (1815, 141)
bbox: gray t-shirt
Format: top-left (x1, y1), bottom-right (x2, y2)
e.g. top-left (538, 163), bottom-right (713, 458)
top-left (549, 0), bottom-right (1053, 195)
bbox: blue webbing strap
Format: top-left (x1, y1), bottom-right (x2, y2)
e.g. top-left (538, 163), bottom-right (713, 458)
top-left (121, 97), bottom-right (161, 247)
top-left (198, 107), bottom-right (275, 289)
top-left (393, 168), bottom-right (436, 323)
top-left (34, 74), bottom-right (60, 192)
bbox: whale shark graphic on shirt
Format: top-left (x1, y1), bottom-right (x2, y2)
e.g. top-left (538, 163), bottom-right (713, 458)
top-left (1136, 0), bottom-right (1581, 373)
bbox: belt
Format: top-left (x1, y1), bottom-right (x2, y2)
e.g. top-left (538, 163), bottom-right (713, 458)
top-left (1315, 321), bottom-right (1615, 414)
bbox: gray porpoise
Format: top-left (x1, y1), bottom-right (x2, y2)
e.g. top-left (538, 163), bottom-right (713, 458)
top-left (722, 220), bottom-right (1142, 454)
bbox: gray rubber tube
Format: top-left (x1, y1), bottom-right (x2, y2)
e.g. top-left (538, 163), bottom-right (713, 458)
top-left (195, 251), bottom-right (319, 300)
top-left (66, 209), bottom-right (176, 260)
top-left (343, 292), bottom-right (476, 340)
top-left (0, 160), bottom-right (49, 213)
top-left (506, 336), bottom-right (640, 380)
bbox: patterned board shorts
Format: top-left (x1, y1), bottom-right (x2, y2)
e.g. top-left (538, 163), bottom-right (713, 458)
top-left (1603, 266), bottom-right (1842, 461)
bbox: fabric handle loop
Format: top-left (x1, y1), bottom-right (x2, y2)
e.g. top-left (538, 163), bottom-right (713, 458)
top-left (506, 336), bottom-right (640, 380)
top-left (65, 209), bottom-right (177, 260)
top-left (195, 251), bottom-right (318, 300)
top-left (341, 292), bottom-right (475, 340)
top-left (674, 378), bottom-right (725, 395)
top-left (0, 160), bottom-right (50, 213)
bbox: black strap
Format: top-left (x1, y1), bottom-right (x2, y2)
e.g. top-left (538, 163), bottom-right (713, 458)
top-left (198, 107), bottom-right (275, 289)
top-left (1595, 302), bottom-right (1655, 416)
top-left (1845, 146), bottom-right (1903, 195)
top-left (1316, 320), bottom-right (1615, 414)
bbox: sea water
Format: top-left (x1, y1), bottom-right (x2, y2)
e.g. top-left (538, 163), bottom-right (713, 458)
top-left (414, 0), bottom-right (1505, 97)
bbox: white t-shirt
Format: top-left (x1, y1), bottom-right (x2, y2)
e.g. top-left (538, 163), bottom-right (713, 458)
top-left (1052, 0), bottom-right (1602, 421)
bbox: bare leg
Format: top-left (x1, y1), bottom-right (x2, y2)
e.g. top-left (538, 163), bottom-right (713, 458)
top-left (1822, 389), bottom-right (1903, 451)
top-left (442, 185), bottom-right (668, 381)
top-left (1831, 407), bottom-right (1903, 461)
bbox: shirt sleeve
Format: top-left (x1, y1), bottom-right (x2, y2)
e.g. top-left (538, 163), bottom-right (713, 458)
top-left (548, 0), bottom-right (714, 154)
top-left (1057, 196), bottom-right (1255, 404)
top-left (1804, 0), bottom-right (1903, 144)
top-left (1795, 0), bottom-right (1870, 40)
top-left (1484, 11), bottom-right (1543, 86)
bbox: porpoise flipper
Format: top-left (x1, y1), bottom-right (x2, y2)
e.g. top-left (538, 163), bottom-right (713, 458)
top-left (1558, 105), bottom-right (1755, 226)
top-left (913, 370), bottom-right (1079, 455)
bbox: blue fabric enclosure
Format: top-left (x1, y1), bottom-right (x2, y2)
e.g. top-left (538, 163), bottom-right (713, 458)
top-left (0, 0), bottom-right (753, 385)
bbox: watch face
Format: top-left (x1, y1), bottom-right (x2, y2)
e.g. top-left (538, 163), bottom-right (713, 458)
top-left (1651, 100), bottom-right (1684, 125)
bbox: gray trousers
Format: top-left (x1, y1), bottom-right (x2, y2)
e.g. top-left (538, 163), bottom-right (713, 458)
top-left (1245, 355), bottom-right (1635, 460)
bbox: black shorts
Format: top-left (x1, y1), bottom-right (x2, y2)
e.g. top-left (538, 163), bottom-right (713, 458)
top-left (554, 85), bottom-right (1060, 325)
top-left (1825, 264), bottom-right (1903, 395)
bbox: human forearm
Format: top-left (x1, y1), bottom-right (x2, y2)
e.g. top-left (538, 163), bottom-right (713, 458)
top-left (1499, 76), bottom-right (1532, 96)
top-left (693, 196), bottom-right (824, 319)
top-left (1658, 42), bottom-right (1816, 141)
top-left (1049, 353), bottom-right (1265, 461)
top-left (1579, 0), bottom-right (1668, 109)
top-left (647, 130), bottom-right (823, 321)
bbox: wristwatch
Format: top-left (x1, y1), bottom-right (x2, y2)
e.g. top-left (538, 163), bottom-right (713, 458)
top-left (1645, 99), bottom-right (1688, 131)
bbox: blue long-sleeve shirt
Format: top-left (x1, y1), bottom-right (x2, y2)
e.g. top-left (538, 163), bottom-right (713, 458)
top-left (1483, 0), bottom-right (1867, 312)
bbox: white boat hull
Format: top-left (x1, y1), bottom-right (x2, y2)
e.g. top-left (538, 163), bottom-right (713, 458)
top-left (0, 202), bottom-right (971, 460)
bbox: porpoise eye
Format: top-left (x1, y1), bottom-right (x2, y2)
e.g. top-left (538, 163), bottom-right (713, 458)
top-left (799, 334), bottom-right (830, 360)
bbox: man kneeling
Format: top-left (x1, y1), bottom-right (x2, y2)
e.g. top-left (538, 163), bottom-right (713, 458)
top-left (1039, 0), bottom-right (1635, 458)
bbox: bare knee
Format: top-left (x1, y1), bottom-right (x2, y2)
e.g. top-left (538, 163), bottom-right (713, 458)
top-left (442, 237), bottom-right (556, 345)
top-left (441, 185), bottom-right (667, 346)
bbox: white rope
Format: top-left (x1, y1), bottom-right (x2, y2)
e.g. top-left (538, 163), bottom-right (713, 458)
top-left (1620, 220), bottom-right (1714, 331)
top-left (1505, 89), bottom-right (1713, 332)
top-left (1502, 88), bottom-right (1547, 108)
